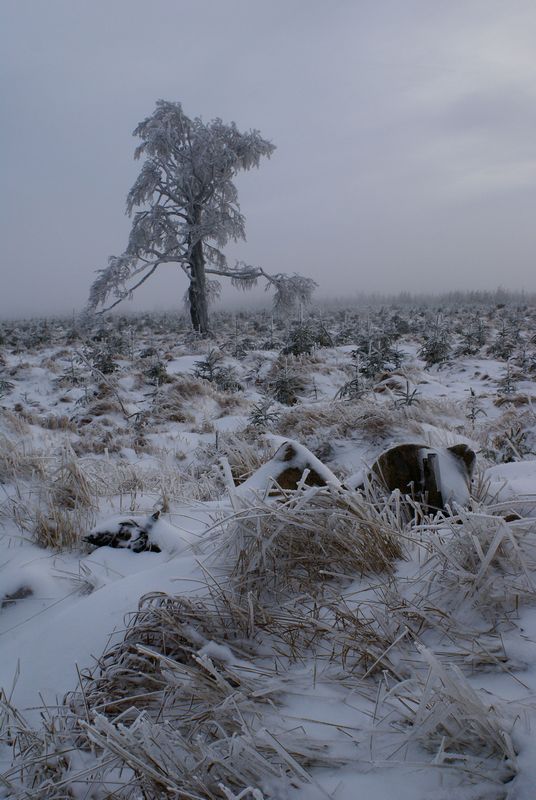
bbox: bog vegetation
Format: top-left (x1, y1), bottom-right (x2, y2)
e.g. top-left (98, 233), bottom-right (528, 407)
top-left (1, 291), bottom-right (536, 798)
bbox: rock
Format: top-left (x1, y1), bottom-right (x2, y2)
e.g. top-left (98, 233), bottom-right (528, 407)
top-left (1, 585), bottom-right (33, 608)
top-left (362, 442), bottom-right (475, 512)
top-left (84, 511), bottom-right (162, 553)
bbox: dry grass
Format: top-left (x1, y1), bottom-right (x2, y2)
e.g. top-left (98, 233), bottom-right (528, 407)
top-left (211, 484), bottom-right (404, 600)
top-left (51, 454), bottom-right (95, 509)
top-left (494, 392), bottom-right (536, 408)
top-left (215, 392), bottom-right (247, 414)
top-left (0, 434), bottom-right (49, 483)
top-left (72, 423), bottom-right (127, 455)
top-left (0, 447), bottom-right (98, 548)
top-left (277, 396), bottom-right (467, 451)
top-left (165, 375), bottom-right (218, 402)
top-left (32, 504), bottom-right (94, 550)
top-left (78, 709), bottom-right (335, 800)
top-left (0, 691), bottom-right (80, 800)
top-left (476, 407), bottom-right (535, 462)
top-left (2, 316), bottom-right (536, 797)
top-left (277, 401), bottom-right (391, 442)
top-left (11, 590), bottom-right (336, 799)
top-left (72, 591), bottom-right (263, 724)
top-left (3, 471), bottom-right (97, 551)
top-left (21, 453), bottom-right (98, 548)
top-left (85, 397), bottom-right (124, 417)
top-left (152, 382), bottom-right (200, 423)
top-left (208, 432), bottom-right (272, 485)
top-left (39, 414), bottom-right (77, 432)
top-left (248, 588), bottom-right (410, 679)
top-left (1, 409), bottom-right (32, 436)
top-left (410, 509), bottom-right (536, 621)
top-left (2, 495), bottom-right (532, 798)
top-left (384, 646), bottom-right (517, 781)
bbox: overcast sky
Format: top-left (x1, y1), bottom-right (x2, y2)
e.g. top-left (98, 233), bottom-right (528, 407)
top-left (2, 1), bottom-right (536, 317)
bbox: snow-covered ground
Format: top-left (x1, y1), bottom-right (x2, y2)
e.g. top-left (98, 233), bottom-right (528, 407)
top-left (1, 303), bottom-right (536, 798)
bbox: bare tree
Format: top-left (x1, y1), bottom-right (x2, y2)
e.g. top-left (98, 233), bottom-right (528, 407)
top-left (88, 100), bottom-right (316, 334)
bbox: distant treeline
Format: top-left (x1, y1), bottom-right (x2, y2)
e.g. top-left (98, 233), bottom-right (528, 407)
top-left (3, 288), bottom-right (536, 325)
top-left (320, 288), bottom-right (536, 309)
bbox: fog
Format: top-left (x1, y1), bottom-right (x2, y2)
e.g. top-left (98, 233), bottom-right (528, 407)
top-left (2, 0), bottom-right (536, 317)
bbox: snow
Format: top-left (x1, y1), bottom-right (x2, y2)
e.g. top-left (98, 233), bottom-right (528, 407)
top-left (236, 438), bottom-right (341, 498)
top-left (2, 305), bottom-right (536, 797)
top-left (0, 533), bottom-right (205, 721)
top-left (486, 460), bottom-right (536, 501)
top-left (433, 447), bottom-right (472, 506)
top-left (197, 640), bottom-right (238, 663)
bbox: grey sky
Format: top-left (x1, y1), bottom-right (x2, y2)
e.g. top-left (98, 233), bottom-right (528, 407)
top-left (2, 0), bottom-right (536, 317)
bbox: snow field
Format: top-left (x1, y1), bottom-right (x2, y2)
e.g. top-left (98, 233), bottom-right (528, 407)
top-left (1, 302), bottom-right (536, 798)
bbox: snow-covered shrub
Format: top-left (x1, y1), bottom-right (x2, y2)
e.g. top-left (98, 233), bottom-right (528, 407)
top-left (193, 348), bottom-right (225, 382)
top-left (351, 322), bottom-right (403, 379)
top-left (265, 357), bottom-right (306, 405)
top-left (465, 387), bottom-right (487, 429)
top-left (455, 314), bottom-right (487, 356)
top-left (194, 349), bottom-right (243, 392)
top-left (144, 359), bottom-right (170, 386)
top-left (496, 362), bottom-right (518, 395)
top-left (0, 377), bottom-right (14, 397)
top-left (487, 314), bottom-right (521, 360)
top-left (418, 319), bottom-right (452, 367)
top-left (281, 319), bottom-right (333, 356)
top-left (335, 364), bottom-right (369, 400)
top-left (83, 340), bottom-right (120, 375)
top-left (247, 398), bottom-right (280, 429)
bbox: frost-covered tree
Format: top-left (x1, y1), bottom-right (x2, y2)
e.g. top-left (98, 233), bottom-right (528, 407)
top-left (88, 100), bottom-right (316, 334)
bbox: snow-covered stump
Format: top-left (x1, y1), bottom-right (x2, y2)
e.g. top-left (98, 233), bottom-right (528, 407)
top-left (352, 442), bottom-right (476, 516)
top-left (234, 439), bottom-right (341, 499)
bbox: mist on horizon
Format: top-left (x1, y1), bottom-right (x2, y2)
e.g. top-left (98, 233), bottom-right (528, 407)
top-left (2, 1), bottom-right (536, 318)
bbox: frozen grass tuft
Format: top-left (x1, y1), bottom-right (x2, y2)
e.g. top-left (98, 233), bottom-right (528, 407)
top-left (382, 645), bottom-right (517, 782)
top-left (410, 508), bottom-right (536, 621)
top-left (0, 433), bottom-right (48, 483)
top-left (72, 591), bottom-right (263, 724)
top-left (211, 484), bottom-right (404, 600)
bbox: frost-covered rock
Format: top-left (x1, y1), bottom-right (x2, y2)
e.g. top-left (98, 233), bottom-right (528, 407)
top-left (84, 510), bottom-right (184, 554)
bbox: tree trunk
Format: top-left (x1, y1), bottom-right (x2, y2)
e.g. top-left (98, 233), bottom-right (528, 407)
top-left (188, 230), bottom-right (210, 336)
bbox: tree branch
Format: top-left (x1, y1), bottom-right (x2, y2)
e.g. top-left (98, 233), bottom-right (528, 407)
top-left (95, 263), bottom-right (160, 313)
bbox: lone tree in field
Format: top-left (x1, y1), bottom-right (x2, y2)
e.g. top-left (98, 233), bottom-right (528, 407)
top-left (88, 100), bottom-right (316, 334)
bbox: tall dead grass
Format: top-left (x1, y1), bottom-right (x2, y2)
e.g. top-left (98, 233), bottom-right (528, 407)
top-left (377, 646), bottom-right (517, 786)
top-left (2, 497), bottom-right (531, 798)
top-left (277, 396), bottom-right (468, 452)
top-left (410, 509), bottom-right (536, 621)
top-left (0, 434), bottom-right (48, 483)
top-left (211, 484), bottom-right (404, 600)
